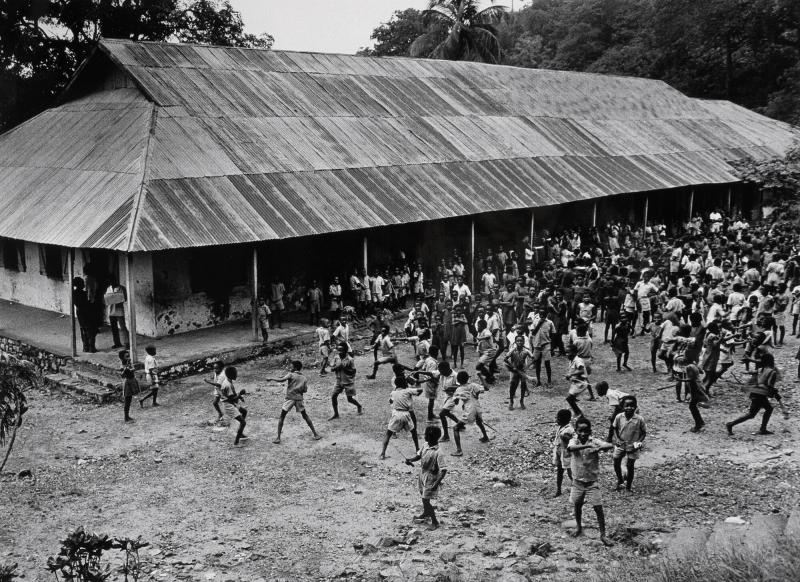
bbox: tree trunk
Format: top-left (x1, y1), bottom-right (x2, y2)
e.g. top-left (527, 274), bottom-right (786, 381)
top-left (0, 410), bottom-right (22, 473)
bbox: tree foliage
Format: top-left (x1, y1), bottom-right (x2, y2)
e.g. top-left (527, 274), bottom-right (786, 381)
top-left (409, 1), bottom-right (509, 64)
top-left (0, 356), bottom-right (35, 473)
top-left (357, 8), bottom-right (426, 57)
top-left (731, 143), bottom-right (800, 196)
top-left (362, 0), bottom-right (800, 124)
top-left (0, 0), bottom-right (273, 132)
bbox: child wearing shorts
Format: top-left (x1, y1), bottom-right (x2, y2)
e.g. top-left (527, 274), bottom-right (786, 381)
top-left (268, 361), bottom-right (322, 444)
top-left (567, 417), bottom-right (614, 546)
top-left (612, 395), bottom-right (646, 492)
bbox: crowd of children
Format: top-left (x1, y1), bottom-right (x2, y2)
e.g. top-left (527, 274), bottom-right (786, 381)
top-left (120, 205), bottom-right (798, 539)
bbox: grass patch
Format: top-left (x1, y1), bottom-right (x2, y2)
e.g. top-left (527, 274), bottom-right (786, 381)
top-left (595, 535), bottom-right (800, 582)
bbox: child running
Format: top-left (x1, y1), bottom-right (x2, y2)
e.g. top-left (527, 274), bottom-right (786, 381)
top-left (367, 325), bottom-right (399, 380)
top-left (552, 409), bottom-right (574, 497)
top-left (329, 343), bottom-right (362, 420)
top-left (726, 352), bottom-right (788, 435)
top-left (380, 375), bottom-right (423, 460)
top-left (405, 425), bottom-right (448, 530)
top-left (267, 360), bottom-right (322, 444)
top-left (204, 360), bottom-right (226, 424)
top-left (567, 417), bottom-right (614, 546)
top-left (316, 318), bottom-right (331, 375)
top-left (220, 366), bottom-right (248, 446)
top-left (565, 344), bottom-right (594, 418)
top-left (611, 395), bottom-right (646, 493)
top-left (448, 371), bottom-right (490, 456)
top-left (475, 319), bottom-right (497, 384)
top-left (437, 361), bottom-right (460, 442)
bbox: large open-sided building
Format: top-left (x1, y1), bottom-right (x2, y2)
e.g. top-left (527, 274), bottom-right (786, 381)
top-left (0, 38), bottom-right (797, 342)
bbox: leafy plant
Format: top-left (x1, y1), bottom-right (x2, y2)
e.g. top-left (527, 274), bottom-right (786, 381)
top-left (0, 357), bottom-right (35, 473)
top-left (0, 562), bottom-right (19, 582)
top-left (731, 143), bottom-right (800, 198)
top-left (46, 528), bottom-right (150, 582)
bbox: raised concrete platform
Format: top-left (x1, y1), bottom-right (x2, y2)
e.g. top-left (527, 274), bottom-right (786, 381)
top-left (0, 300), bottom-right (324, 401)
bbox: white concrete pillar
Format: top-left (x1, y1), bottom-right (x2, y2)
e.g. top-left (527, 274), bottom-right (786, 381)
top-left (69, 249), bottom-right (77, 357)
top-left (643, 196), bottom-right (649, 229)
top-left (362, 236), bottom-right (368, 274)
top-left (124, 253), bottom-right (138, 364)
top-left (470, 219), bottom-right (475, 293)
top-left (592, 201), bottom-right (597, 227)
top-left (251, 246), bottom-right (259, 342)
top-left (688, 189), bottom-right (695, 222)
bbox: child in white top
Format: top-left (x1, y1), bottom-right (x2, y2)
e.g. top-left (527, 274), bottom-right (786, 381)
top-left (139, 345), bottom-right (161, 408)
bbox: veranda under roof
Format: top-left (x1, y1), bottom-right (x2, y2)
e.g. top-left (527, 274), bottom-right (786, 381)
top-left (0, 38), bottom-right (797, 253)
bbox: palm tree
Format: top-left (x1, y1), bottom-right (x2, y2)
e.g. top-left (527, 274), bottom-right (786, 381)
top-left (409, 1), bottom-right (508, 64)
top-left (0, 357), bottom-right (35, 473)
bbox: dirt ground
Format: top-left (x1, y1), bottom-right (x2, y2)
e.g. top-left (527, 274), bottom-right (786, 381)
top-left (2, 325), bottom-right (799, 582)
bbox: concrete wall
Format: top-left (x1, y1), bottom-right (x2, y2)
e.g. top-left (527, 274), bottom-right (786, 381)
top-left (0, 242), bottom-right (76, 314)
top-left (152, 250), bottom-right (253, 336)
top-left (0, 242), bottom-right (160, 337)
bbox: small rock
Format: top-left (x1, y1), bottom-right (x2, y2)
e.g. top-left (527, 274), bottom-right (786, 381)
top-left (440, 550), bottom-right (458, 562)
top-left (724, 516), bottom-right (746, 525)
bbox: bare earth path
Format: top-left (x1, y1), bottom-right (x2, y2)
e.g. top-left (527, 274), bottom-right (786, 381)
top-left (2, 326), bottom-right (799, 581)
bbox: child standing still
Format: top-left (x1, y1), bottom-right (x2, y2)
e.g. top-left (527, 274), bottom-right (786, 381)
top-left (612, 395), bottom-right (646, 492)
top-left (139, 345), bottom-right (160, 407)
top-left (119, 349), bottom-right (139, 423)
top-left (257, 297), bottom-right (271, 343)
top-left (268, 361), bottom-right (322, 444)
top-left (405, 425), bottom-right (448, 530)
top-left (567, 417), bottom-right (614, 546)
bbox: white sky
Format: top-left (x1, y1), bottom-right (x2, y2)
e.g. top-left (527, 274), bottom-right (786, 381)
top-left (230, 0), bottom-right (430, 54)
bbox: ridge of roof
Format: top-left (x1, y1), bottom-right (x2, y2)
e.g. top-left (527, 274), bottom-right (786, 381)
top-left (125, 102), bottom-right (158, 253)
top-left (96, 38), bottom-right (674, 88)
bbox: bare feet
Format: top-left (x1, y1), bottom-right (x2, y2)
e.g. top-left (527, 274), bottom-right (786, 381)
top-left (313, 434), bottom-right (322, 440)
top-left (328, 414), bottom-right (340, 421)
top-left (600, 535), bottom-right (615, 547)
top-left (571, 529), bottom-right (583, 538)
top-left (451, 451), bottom-right (464, 457)
top-left (272, 438), bottom-right (281, 444)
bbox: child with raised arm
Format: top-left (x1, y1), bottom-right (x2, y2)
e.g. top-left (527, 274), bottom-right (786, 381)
top-left (726, 352), bottom-right (788, 435)
top-left (204, 360), bottom-right (226, 424)
top-left (552, 409), bottom-right (574, 497)
top-left (329, 343), bottom-right (362, 420)
top-left (437, 361), bottom-right (460, 442)
top-left (567, 417), bottom-right (614, 546)
top-left (267, 361), bottom-right (322, 444)
top-left (380, 375), bottom-right (423, 460)
top-left (405, 425), bottom-right (448, 530)
top-left (220, 366), bottom-right (248, 446)
top-left (367, 324), bottom-right (399, 380)
top-left (448, 371), bottom-right (490, 456)
top-left (612, 395), bottom-right (646, 493)
top-left (504, 334), bottom-right (534, 410)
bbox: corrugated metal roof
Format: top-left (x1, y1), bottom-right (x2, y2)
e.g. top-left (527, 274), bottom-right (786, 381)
top-left (0, 39), bottom-right (797, 252)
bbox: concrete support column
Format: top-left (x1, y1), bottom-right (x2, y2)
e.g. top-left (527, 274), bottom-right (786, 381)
top-left (251, 246), bottom-right (259, 342)
top-left (69, 249), bottom-right (77, 357)
top-left (688, 189), bottom-right (695, 222)
top-left (727, 186), bottom-right (732, 214)
top-left (362, 236), bottom-right (369, 276)
top-left (470, 219), bottom-right (475, 293)
top-left (643, 196), bottom-right (649, 229)
top-left (124, 253), bottom-right (138, 364)
top-left (592, 201), bottom-right (597, 227)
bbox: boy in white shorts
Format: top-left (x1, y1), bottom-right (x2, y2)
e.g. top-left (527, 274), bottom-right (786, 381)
top-left (565, 344), bottom-right (593, 417)
top-left (448, 371), bottom-right (490, 456)
top-left (612, 395), bottom-right (646, 493)
top-left (267, 360), bottom-right (322, 444)
top-left (380, 375), bottom-right (422, 460)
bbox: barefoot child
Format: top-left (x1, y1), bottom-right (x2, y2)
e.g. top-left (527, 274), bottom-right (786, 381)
top-left (405, 425), bottom-right (448, 530)
top-left (316, 319), bottom-right (331, 375)
top-left (449, 371), bottom-right (490, 456)
top-left (329, 343), bottom-right (362, 420)
top-left (119, 349), bottom-right (139, 423)
top-left (726, 352), bottom-right (788, 435)
top-left (565, 344), bottom-right (593, 418)
top-left (139, 345), bottom-right (161, 408)
top-left (367, 325), bottom-right (399, 380)
top-left (552, 409), bottom-right (574, 497)
top-left (204, 360), bottom-right (226, 423)
top-left (257, 297), bottom-right (271, 343)
top-left (268, 361), bottom-right (322, 444)
top-left (220, 366), bottom-right (248, 445)
top-left (612, 395), bottom-right (646, 492)
top-left (475, 319), bottom-right (496, 384)
top-left (567, 417), bottom-right (614, 546)
top-left (437, 362), bottom-right (460, 442)
top-left (594, 381), bottom-right (628, 442)
top-left (611, 315), bottom-right (632, 372)
top-left (504, 335), bottom-right (534, 410)
top-left (380, 375), bottom-right (423, 460)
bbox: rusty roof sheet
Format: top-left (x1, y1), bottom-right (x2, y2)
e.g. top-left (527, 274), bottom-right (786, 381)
top-left (0, 39), bottom-right (798, 252)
